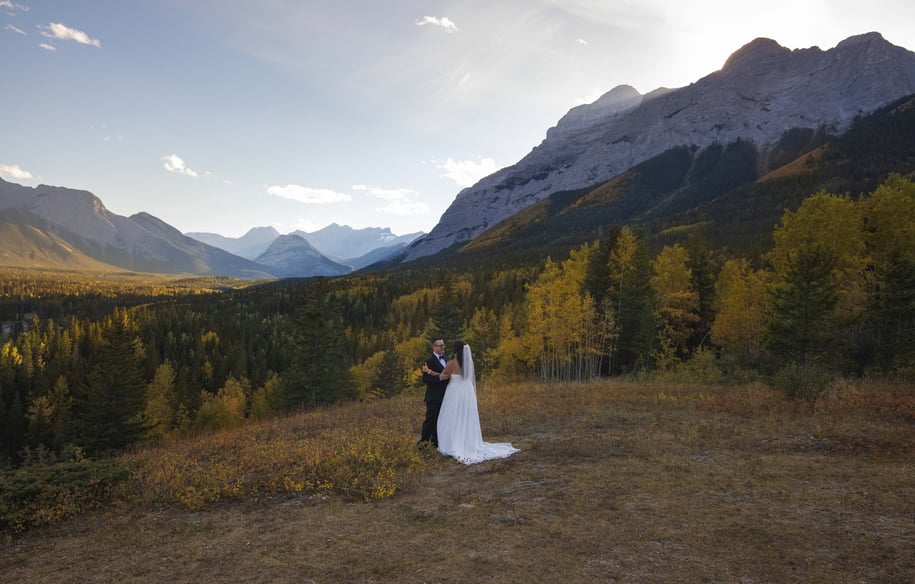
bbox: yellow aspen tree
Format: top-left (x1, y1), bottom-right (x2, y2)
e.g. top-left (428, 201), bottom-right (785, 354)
top-left (491, 313), bottom-right (527, 380)
top-left (650, 244), bottom-right (700, 368)
top-left (859, 174), bottom-right (915, 369)
top-left (145, 362), bottom-right (177, 441)
top-left (711, 259), bottom-right (768, 363)
top-left (769, 191), bottom-right (867, 325)
top-left (523, 245), bottom-right (602, 381)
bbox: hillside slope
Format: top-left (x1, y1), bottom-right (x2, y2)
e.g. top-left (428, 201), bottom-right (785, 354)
top-left (447, 94), bottom-right (915, 264)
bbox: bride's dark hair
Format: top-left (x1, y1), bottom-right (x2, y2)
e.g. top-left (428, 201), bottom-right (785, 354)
top-left (452, 340), bottom-right (465, 369)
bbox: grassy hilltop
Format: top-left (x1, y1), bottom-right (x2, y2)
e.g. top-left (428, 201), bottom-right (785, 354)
top-left (2, 378), bottom-right (912, 583)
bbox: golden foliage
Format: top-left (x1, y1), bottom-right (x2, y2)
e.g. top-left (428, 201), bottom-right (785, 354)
top-left (127, 398), bottom-right (427, 510)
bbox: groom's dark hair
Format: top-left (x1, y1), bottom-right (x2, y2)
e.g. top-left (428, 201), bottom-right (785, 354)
top-left (452, 340), bottom-right (465, 368)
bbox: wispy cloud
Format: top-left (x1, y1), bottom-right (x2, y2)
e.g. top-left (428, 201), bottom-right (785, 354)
top-left (3, 24), bottom-right (26, 35)
top-left (161, 154), bottom-right (198, 177)
top-left (415, 16), bottom-right (459, 33)
top-left (39, 22), bottom-right (101, 47)
top-left (437, 157), bottom-right (498, 187)
top-left (39, 43), bottom-right (56, 51)
top-left (0, 1), bottom-right (29, 13)
top-left (267, 184), bottom-right (352, 204)
top-left (352, 184), bottom-right (430, 215)
top-left (0, 163), bottom-right (33, 180)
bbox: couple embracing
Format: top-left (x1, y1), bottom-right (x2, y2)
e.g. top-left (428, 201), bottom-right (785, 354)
top-left (420, 338), bottom-right (519, 465)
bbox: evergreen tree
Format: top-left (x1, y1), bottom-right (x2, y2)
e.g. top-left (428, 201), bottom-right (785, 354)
top-left (686, 229), bottom-right (718, 349)
top-left (583, 227), bottom-right (621, 307)
top-left (74, 309), bottom-right (148, 455)
top-left (765, 245), bottom-right (839, 368)
top-left (371, 349), bottom-right (407, 398)
top-left (281, 283), bottom-right (354, 409)
top-left (430, 276), bottom-right (464, 343)
top-left (609, 227), bottom-right (654, 373)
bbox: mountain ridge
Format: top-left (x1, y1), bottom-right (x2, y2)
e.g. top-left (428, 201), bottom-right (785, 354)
top-left (440, 93), bottom-right (915, 266)
top-left (0, 178), bottom-right (275, 278)
top-left (404, 32), bottom-right (915, 261)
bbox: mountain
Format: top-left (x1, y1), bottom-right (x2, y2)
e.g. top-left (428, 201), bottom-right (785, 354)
top-left (254, 234), bottom-right (351, 278)
top-left (404, 32), bottom-right (915, 261)
top-left (445, 92), bottom-right (915, 265)
top-left (186, 224), bottom-right (424, 271)
top-left (0, 179), bottom-right (275, 278)
top-left (345, 242), bottom-right (416, 270)
top-left (294, 224), bottom-right (424, 263)
top-left (185, 227), bottom-right (280, 260)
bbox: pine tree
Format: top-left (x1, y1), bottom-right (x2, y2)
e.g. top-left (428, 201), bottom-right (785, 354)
top-left (281, 283), bottom-right (354, 410)
top-left (430, 276), bottom-right (464, 343)
top-left (371, 349), bottom-right (407, 398)
top-left (74, 309), bottom-right (148, 455)
top-left (607, 227), bottom-right (654, 374)
top-left (765, 245), bottom-right (839, 368)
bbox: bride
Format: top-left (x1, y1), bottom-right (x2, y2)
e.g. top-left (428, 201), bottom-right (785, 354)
top-left (423, 340), bottom-right (519, 465)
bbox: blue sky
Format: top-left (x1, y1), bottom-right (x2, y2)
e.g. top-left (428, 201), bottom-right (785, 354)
top-left (2, 1), bottom-right (913, 237)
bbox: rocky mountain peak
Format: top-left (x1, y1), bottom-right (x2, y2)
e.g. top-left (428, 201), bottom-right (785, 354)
top-left (404, 33), bottom-right (915, 261)
top-left (722, 37), bottom-right (791, 71)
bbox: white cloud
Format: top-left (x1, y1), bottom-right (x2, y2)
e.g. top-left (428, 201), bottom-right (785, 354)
top-left (0, 163), bottom-right (33, 180)
top-left (415, 16), bottom-right (459, 33)
top-left (161, 154), bottom-right (198, 177)
top-left (39, 43), bottom-right (56, 51)
top-left (266, 184), bottom-right (352, 204)
top-left (437, 157), bottom-right (498, 187)
top-left (577, 38), bottom-right (589, 45)
top-left (4, 24), bottom-right (26, 35)
top-left (352, 184), bottom-right (430, 216)
top-left (39, 22), bottom-right (101, 47)
top-left (352, 184), bottom-right (417, 201)
top-left (0, 1), bottom-right (28, 13)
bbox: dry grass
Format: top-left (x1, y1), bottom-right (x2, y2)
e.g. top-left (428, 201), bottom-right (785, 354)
top-left (2, 379), bottom-right (913, 583)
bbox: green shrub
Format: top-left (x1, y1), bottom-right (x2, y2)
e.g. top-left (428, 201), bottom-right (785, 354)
top-left (770, 364), bottom-right (833, 399)
top-left (0, 459), bottom-right (133, 534)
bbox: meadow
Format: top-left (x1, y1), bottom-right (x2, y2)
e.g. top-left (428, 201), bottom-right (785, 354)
top-left (2, 377), bottom-right (912, 583)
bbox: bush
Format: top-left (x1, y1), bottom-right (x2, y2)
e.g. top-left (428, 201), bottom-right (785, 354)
top-left (770, 364), bottom-right (834, 399)
top-left (0, 458), bottom-right (133, 534)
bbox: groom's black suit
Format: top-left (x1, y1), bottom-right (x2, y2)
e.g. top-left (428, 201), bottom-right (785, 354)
top-left (420, 353), bottom-right (449, 446)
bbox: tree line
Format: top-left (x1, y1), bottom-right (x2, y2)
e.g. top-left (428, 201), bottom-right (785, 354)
top-left (1, 175), bottom-right (912, 467)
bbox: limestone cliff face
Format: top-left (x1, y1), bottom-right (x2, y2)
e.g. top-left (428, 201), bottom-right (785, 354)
top-left (405, 33), bottom-right (915, 260)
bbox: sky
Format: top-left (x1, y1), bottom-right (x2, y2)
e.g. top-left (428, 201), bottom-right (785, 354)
top-left (2, 1), bottom-right (914, 238)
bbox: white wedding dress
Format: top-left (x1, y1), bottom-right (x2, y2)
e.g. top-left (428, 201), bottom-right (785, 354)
top-left (437, 344), bottom-right (519, 465)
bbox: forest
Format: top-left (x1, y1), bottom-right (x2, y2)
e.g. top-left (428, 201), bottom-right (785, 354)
top-left (1, 174), bottom-right (913, 469)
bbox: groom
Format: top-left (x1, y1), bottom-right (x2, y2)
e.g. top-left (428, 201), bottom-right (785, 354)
top-left (420, 338), bottom-right (449, 447)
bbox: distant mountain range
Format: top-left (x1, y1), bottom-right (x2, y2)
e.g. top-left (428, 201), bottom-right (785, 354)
top-left (0, 179), bottom-right (424, 278)
top-left (185, 227), bottom-right (281, 261)
top-left (187, 224), bottom-right (423, 269)
top-left (404, 32), bottom-right (915, 261)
